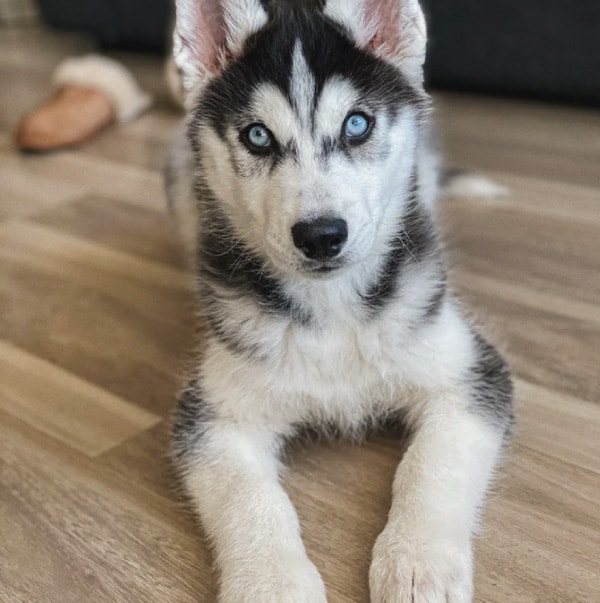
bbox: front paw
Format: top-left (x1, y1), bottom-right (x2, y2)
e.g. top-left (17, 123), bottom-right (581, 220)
top-left (219, 553), bottom-right (327, 603)
top-left (369, 531), bottom-right (473, 603)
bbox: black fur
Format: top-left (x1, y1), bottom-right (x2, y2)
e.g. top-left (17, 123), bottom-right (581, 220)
top-left (361, 181), bottom-right (441, 314)
top-left (197, 183), bottom-right (312, 326)
top-left (470, 333), bottom-right (515, 436)
top-left (421, 279), bottom-right (447, 321)
top-left (202, 298), bottom-right (265, 359)
top-left (260, 0), bottom-right (326, 12)
top-left (171, 381), bottom-right (214, 462)
top-left (286, 407), bottom-right (412, 452)
top-left (320, 135), bottom-right (338, 161)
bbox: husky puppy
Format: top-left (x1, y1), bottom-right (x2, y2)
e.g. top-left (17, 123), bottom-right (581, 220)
top-left (167, 1), bottom-right (514, 601)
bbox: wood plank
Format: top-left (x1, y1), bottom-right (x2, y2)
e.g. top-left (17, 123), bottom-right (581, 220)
top-left (435, 92), bottom-right (600, 187)
top-left (474, 446), bottom-right (600, 603)
top-left (455, 270), bottom-right (600, 328)
top-left (466, 171), bottom-right (600, 228)
top-left (0, 411), bottom-right (213, 603)
top-left (0, 340), bottom-right (161, 456)
top-left (0, 162), bottom-right (84, 221)
top-left (0, 219), bottom-right (191, 300)
top-left (31, 194), bottom-right (183, 266)
top-left (0, 220), bottom-right (195, 415)
top-left (441, 201), bottom-right (600, 306)
top-left (514, 379), bottom-right (600, 475)
top-left (0, 151), bottom-right (166, 210)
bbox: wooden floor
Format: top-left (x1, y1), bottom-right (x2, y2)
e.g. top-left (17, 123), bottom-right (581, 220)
top-left (1, 26), bottom-right (599, 603)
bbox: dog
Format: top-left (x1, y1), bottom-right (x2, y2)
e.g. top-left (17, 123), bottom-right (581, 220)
top-left (166, 1), bottom-right (514, 601)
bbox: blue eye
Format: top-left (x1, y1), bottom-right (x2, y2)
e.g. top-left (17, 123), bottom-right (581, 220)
top-left (244, 124), bottom-right (273, 152)
top-left (344, 113), bottom-right (370, 138)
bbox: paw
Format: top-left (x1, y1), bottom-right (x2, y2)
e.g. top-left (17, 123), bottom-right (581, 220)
top-left (369, 532), bottom-right (473, 603)
top-left (219, 553), bottom-right (327, 603)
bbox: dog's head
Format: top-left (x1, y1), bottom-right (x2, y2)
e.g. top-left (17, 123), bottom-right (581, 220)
top-left (175, 0), bottom-right (429, 278)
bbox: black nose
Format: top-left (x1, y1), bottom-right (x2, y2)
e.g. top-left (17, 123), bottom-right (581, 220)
top-left (292, 217), bottom-right (348, 261)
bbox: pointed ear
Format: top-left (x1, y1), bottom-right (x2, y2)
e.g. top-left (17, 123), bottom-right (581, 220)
top-left (324, 0), bottom-right (427, 89)
top-left (173, 0), bottom-right (268, 99)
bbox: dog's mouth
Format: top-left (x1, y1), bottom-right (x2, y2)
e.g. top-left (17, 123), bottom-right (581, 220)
top-left (301, 259), bottom-right (347, 277)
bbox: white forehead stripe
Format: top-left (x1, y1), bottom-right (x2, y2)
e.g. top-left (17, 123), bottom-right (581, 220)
top-left (290, 40), bottom-right (316, 128)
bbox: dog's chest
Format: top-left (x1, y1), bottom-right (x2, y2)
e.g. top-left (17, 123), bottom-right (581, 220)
top-left (273, 316), bottom-right (406, 408)
top-left (206, 281), bottom-right (446, 427)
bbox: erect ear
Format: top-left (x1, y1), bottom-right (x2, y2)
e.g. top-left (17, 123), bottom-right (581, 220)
top-left (173, 0), bottom-right (268, 100)
top-left (323, 0), bottom-right (427, 89)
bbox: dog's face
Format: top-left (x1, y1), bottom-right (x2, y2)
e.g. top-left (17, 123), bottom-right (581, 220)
top-left (175, 0), bottom-right (428, 278)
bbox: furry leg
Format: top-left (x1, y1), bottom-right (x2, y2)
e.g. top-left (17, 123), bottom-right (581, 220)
top-left (369, 395), bottom-right (504, 603)
top-left (173, 407), bottom-right (326, 603)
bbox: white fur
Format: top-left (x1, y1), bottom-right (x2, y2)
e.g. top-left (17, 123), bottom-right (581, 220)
top-left (182, 424), bottom-right (327, 602)
top-left (169, 3), bottom-right (510, 602)
top-left (370, 396), bottom-right (502, 602)
top-left (323, 0), bottom-right (373, 48)
top-left (53, 54), bottom-right (151, 123)
top-left (222, 0), bottom-right (269, 57)
top-left (443, 173), bottom-right (510, 199)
